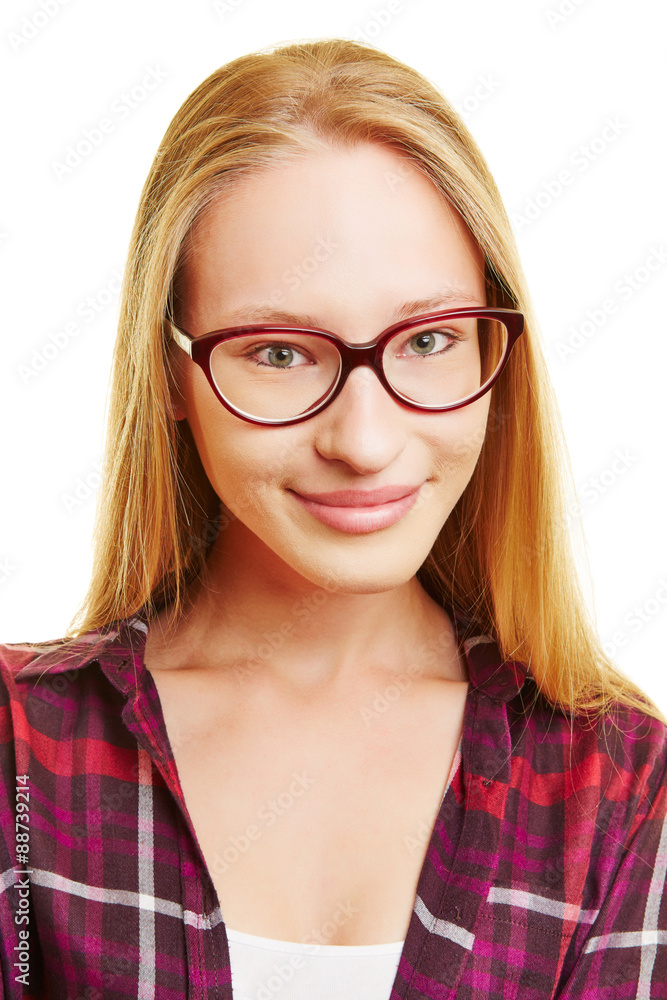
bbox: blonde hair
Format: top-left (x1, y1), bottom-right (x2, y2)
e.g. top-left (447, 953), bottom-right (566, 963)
top-left (55, 38), bottom-right (664, 727)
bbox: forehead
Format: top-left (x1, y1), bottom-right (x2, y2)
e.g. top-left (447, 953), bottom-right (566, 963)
top-left (178, 143), bottom-right (486, 330)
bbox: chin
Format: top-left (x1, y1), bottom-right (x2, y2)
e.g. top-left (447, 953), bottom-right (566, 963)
top-left (292, 554), bottom-right (421, 596)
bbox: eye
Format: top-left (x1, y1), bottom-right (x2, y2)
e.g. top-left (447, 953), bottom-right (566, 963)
top-left (242, 341), bottom-right (314, 369)
top-left (397, 328), bottom-right (461, 358)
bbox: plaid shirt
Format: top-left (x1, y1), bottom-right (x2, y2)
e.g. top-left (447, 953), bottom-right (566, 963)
top-left (1, 611), bottom-right (666, 999)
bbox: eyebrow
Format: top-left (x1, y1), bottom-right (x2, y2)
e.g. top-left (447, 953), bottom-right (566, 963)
top-left (218, 288), bottom-right (485, 329)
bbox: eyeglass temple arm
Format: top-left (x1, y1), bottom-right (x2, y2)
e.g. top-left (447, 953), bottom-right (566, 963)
top-left (167, 320), bottom-right (193, 359)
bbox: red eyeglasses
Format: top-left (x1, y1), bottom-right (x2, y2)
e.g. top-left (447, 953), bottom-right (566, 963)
top-left (167, 307), bottom-right (524, 426)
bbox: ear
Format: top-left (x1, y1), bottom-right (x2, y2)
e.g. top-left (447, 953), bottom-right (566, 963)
top-left (170, 397), bottom-right (187, 422)
top-left (168, 380), bottom-right (188, 422)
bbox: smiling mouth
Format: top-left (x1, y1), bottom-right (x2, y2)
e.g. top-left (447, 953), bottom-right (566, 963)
top-left (290, 484), bottom-right (423, 507)
top-left (288, 485), bottom-right (423, 534)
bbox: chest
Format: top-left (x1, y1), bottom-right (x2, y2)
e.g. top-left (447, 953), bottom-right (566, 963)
top-left (148, 667), bottom-right (468, 946)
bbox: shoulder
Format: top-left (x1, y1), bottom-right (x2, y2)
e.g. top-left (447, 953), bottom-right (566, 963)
top-left (0, 638), bottom-right (48, 739)
top-left (0, 638), bottom-right (47, 686)
top-left (0, 615), bottom-right (147, 741)
top-left (462, 630), bottom-right (666, 816)
top-left (0, 635), bottom-right (86, 761)
top-left (574, 700), bottom-right (667, 833)
top-left (0, 633), bottom-right (92, 708)
top-left (509, 684), bottom-right (667, 840)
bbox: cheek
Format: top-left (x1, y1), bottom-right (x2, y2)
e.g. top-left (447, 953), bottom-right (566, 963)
top-left (427, 396), bottom-right (491, 476)
top-left (182, 374), bottom-right (253, 497)
top-left (183, 377), bottom-right (304, 516)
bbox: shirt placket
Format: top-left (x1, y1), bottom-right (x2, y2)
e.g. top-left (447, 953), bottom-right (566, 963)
top-left (402, 686), bottom-right (513, 998)
top-left (100, 648), bottom-right (235, 999)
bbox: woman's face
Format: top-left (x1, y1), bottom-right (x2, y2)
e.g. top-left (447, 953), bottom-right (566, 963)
top-left (170, 142), bottom-right (490, 594)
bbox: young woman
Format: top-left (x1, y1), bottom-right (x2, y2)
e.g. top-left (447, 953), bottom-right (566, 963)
top-left (1, 38), bottom-right (665, 1000)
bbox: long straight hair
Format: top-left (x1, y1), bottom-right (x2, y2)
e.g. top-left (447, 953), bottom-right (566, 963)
top-left (48, 38), bottom-right (664, 726)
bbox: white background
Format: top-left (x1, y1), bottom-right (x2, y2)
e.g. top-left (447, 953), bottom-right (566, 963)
top-left (1, 0), bottom-right (665, 713)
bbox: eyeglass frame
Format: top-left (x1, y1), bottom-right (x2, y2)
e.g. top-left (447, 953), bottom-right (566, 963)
top-left (166, 306), bottom-right (525, 427)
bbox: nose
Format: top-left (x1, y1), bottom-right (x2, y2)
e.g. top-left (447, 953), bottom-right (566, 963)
top-left (311, 363), bottom-right (409, 472)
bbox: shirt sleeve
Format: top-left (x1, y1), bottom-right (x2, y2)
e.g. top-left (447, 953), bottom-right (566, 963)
top-left (555, 726), bottom-right (667, 996)
top-left (0, 653), bottom-right (40, 1000)
top-left (0, 657), bottom-right (20, 999)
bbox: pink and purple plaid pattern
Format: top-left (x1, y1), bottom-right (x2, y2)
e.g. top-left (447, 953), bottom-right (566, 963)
top-left (1, 611), bottom-right (665, 998)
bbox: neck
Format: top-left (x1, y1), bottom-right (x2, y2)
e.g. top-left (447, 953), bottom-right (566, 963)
top-left (145, 523), bottom-right (467, 693)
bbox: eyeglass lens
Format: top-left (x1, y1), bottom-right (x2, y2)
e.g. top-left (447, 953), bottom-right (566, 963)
top-left (208, 315), bottom-right (508, 420)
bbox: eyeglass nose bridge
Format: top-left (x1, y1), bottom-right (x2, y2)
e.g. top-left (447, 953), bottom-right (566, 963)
top-left (315, 337), bottom-right (403, 412)
top-left (337, 339), bottom-right (386, 379)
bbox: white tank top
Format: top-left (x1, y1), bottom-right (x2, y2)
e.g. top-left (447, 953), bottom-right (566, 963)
top-left (226, 926), bottom-right (405, 1000)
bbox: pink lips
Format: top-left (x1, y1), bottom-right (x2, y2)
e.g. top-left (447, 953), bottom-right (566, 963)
top-left (289, 483), bottom-right (423, 533)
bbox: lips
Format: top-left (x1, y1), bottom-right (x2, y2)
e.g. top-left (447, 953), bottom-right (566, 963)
top-left (290, 484), bottom-right (422, 507)
top-left (288, 484), bottom-right (424, 533)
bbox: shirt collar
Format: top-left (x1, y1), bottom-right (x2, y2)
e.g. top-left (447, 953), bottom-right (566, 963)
top-left (13, 606), bottom-right (532, 704)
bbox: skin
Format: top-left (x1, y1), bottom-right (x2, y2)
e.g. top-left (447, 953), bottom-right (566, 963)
top-left (148, 141), bottom-right (490, 698)
top-left (142, 142), bottom-right (492, 943)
